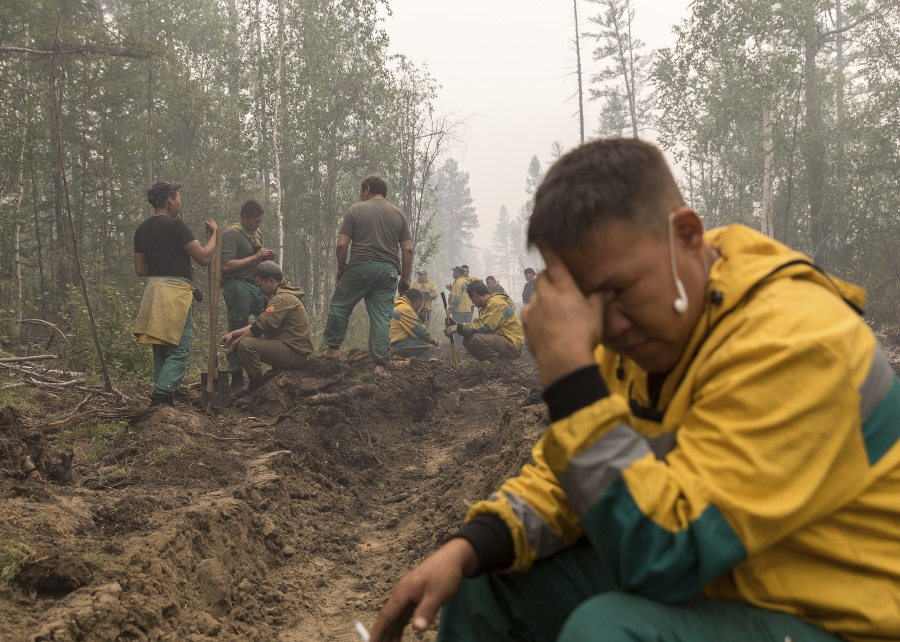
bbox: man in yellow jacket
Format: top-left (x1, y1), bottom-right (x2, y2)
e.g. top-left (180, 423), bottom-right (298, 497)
top-left (221, 261), bottom-right (313, 391)
top-left (448, 266), bottom-right (472, 324)
top-left (390, 289), bottom-right (439, 358)
top-left (370, 139), bottom-right (900, 642)
top-left (409, 270), bottom-right (438, 326)
top-left (444, 281), bottom-right (523, 361)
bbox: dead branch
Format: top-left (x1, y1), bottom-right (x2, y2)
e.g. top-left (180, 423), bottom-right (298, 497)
top-left (28, 377), bottom-right (85, 388)
top-left (306, 384), bottom-right (378, 406)
top-left (0, 354), bottom-right (58, 363)
top-left (0, 45), bottom-right (155, 59)
top-left (41, 406), bottom-right (144, 433)
top-left (186, 430), bottom-right (246, 442)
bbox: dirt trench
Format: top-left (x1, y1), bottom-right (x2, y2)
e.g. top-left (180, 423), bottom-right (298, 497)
top-left (0, 354), bottom-right (547, 641)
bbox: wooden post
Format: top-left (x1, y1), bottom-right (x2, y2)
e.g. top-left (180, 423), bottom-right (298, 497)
top-left (206, 228), bottom-right (223, 413)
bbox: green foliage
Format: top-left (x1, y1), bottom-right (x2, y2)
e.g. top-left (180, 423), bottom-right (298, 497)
top-left (0, 0), bottom-right (445, 359)
top-left (60, 285), bottom-right (151, 382)
top-left (53, 420), bottom-right (128, 462)
top-left (0, 540), bottom-right (35, 583)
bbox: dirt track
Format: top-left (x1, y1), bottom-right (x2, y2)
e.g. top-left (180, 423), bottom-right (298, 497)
top-left (0, 353), bottom-right (546, 641)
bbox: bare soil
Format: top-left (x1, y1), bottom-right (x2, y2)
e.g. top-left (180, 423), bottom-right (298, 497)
top-left (0, 351), bottom-right (546, 641)
top-left (3, 333), bottom-right (898, 642)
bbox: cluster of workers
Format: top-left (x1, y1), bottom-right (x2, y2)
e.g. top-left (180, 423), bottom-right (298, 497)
top-left (132, 175), bottom-right (528, 406)
top-left (134, 139), bottom-right (900, 642)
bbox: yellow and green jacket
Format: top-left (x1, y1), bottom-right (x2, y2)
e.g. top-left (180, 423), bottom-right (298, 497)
top-left (391, 296), bottom-right (434, 345)
top-left (249, 285), bottom-right (313, 355)
top-left (409, 279), bottom-right (439, 312)
top-left (457, 293), bottom-right (524, 353)
top-left (449, 276), bottom-right (472, 313)
top-left (463, 225), bottom-right (900, 642)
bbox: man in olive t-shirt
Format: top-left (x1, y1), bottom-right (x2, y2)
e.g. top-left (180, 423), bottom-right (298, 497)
top-left (322, 175), bottom-right (413, 376)
top-left (221, 199), bottom-right (276, 389)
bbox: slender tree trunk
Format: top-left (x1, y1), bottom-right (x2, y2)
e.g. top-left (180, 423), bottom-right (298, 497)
top-left (14, 26), bottom-right (28, 321)
top-left (803, 39), bottom-right (827, 267)
top-left (760, 100), bottom-right (775, 237)
top-left (272, 0), bottom-right (285, 264)
top-left (145, 0), bottom-right (153, 182)
top-left (574, 0), bottom-right (585, 144)
top-left (51, 18), bottom-right (112, 391)
top-left (255, 0), bottom-right (270, 207)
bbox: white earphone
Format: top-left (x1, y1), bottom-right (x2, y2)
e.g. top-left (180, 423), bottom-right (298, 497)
top-left (668, 212), bottom-right (689, 314)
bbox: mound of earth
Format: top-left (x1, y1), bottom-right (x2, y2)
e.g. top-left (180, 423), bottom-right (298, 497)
top-left (0, 352), bottom-right (547, 641)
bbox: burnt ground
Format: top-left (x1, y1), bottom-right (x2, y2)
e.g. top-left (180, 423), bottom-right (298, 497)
top-left (2, 332), bottom-right (899, 642)
top-left (0, 350), bottom-right (547, 641)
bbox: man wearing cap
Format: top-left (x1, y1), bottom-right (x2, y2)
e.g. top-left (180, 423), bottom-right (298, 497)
top-left (444, 280), bottom-right (523, 361)
top-left (409, 270), bottom-right (438, 327)
top-left (322, 175), bottom-right (413, 376)
top-left (221, 260), bottom-right (313, 392)
top-left (391, 288), bottom-right (440, 358)
top-left (221, 199), bottom-right (277, 389)
top-left (133, 182), bottom-right (218, 406)
top-left (522, 267), bottom-right (537, 304)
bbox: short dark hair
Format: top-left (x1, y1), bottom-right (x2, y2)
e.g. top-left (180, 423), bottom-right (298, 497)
top-left (147, 181), bottom-right (182, 208)
top-left (361, 175), bottom-right (388, 197)
top-left (467, 281), bottom-right (489, 297)
top-left (486, 275), bottom-right (496, 282)
top-left (461, 264), bottom-right (469, 270)
top-left (527, 138), bottom-right (684, 250)
top-left (241, 199), bottom-right (264, 220)
top-left (404, 288), bottom-right (423, 303)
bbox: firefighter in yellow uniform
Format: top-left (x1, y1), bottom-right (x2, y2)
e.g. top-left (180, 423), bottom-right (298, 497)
top-left (409, 270), bottom-right (439, 326)
top-left (444, 280), bottom-right (523, 361)
top-left (448, 266), bottom-right (472, 324)
top-left (390, 289), bottom-right (439, 358)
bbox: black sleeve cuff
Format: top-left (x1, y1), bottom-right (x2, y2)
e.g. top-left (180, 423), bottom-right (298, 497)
top-left (543, 365), bottom-right (609, 422)
top-left (249, 323), bottom-right (264, 337)
top-left (449, 514), bottom-right (515, 575)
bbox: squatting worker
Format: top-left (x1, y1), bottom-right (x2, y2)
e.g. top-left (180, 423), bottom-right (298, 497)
top-left (390, 288), bottom-right (439, 358)
top-left (370, 138), bottom-right (900, 642)
top-left (221, 199), bottom-right (277, 389)
top-left (444, 280), bottom-right (523, 362)
top-left (220, 261), bottom-right (312, 392)
top-left (322, 176), bottom-right (413, 377)
top-left (409, 270), bottom-right (438, 326)
top-left (133, 182), bottom-right (218, 407)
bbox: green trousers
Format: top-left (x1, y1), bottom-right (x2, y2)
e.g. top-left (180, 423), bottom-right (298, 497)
top-left (438, 540), bottom-right (843, 642)
top-left (237, 337), bottom-right (308, 378)
top-left (463, 334), bottom-right (522, 361)
top-left (223, 279), bottom-right (265, 374)
top-left (152, 307), bottom-right (192, 396)
top-left (323, 261), bottom-right (398, 366)
top-left (451, 311), bottom-right (472, 324)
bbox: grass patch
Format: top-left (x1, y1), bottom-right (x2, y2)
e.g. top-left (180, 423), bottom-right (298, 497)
top-left (0, 540), bottom-right (35, 583)
top-left (147, 446), bottom-right (182, 466)
top-left (52, 420), bottom-right (128, 462)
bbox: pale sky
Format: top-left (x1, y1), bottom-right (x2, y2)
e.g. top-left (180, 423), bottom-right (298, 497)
top-left (382, 0), bottom-right (691, 249)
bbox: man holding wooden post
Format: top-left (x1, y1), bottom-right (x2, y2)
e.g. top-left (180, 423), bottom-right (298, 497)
top-left (133, 182), bottom-right (217, 407)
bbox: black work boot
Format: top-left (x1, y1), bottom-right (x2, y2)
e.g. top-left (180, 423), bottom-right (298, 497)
top-left (149, 392), bottom-right (174, 407)
top-left (230, 371), bottom-right (245, 389)
top-left (247, 375), bottom-right (265, 392)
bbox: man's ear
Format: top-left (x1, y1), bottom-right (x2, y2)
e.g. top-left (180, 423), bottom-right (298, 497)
top-left (671, 207), bottom-right (704, 250)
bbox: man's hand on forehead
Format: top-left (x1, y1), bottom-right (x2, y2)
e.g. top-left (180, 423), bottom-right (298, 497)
top-left (523, 249), bottom-right (603, 388)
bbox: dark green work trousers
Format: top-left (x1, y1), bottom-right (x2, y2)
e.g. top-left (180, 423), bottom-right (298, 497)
top-left (323, 260), bottom-right (398, 366)
top-left (438, 540), bottom-right (844, 642)
top-left (223, 278), bottom-right (265, 374)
